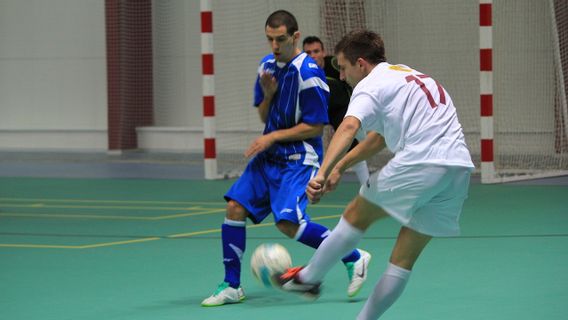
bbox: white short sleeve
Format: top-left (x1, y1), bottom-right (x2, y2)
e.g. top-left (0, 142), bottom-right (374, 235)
top-left (345, 92), bottom-right (381, 135)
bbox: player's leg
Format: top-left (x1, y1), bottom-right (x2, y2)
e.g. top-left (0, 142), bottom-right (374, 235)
top-left (276, 213), bottom-right (371, 298)
top-left (273, 164), bottom-right (372, 297)
top-left (271, 163), bottom-right (358, 262)
top-left (356, 227), bottom-right (431, 320)
top-left (351, 160), bottom-right (370, 185)
top-left (221, 201), bottom-right (248, 289)
top-left (202, 157), bottom-right (272, 307)
top-left (292, 220), bottom-right (362, 266)
top-left (297, 195), bottom-right (387, 284)
top-left (277, 161), bottom-right (430, 297)
top-left (273, 198), bottom-right (364, 267)
top-left (357, 165), bottom-right (471, 319)
top-left (275, 195), bottom-right (387, 297)
top-left (346, 139), bottom-right (370, 185)
top-left (201, 200), bottom-right (249, 307)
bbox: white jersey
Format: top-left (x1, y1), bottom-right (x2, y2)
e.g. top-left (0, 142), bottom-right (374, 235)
top-left (345, 62), bottom-right (474, 168)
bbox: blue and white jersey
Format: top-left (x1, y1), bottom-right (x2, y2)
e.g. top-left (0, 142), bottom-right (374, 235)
top-left (253, 52), bottom-right (329, 167)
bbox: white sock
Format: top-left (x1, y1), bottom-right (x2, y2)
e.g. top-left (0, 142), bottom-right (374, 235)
top-left (357, 263), bottom-right (411, 320)
top-left (299, 217), bottom-right (364, 284)
top-left (352, 161), bottom-right (370, 185)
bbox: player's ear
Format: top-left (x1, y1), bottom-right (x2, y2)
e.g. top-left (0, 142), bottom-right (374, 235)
top-left (293, 31), bottom-right (300, 42)
top-left (357, 57), bottom-right (365, 69)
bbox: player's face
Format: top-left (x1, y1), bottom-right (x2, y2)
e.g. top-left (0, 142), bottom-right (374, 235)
top-left (266, 25), bottom-right (299, 63)
top-left (336, 52), bottom-right (365, 87)
top-left (303, 42), bottom-right (325, 68)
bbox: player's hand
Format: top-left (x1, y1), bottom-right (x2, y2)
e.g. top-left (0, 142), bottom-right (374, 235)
top-left (260, 71), bottom-right (277, 98)
top-left (306, 175), bottom-right (326, 204)
top-left (244, 134), bottom-right (275, 158)
top-left (325, 168), bottom-right (343, 193)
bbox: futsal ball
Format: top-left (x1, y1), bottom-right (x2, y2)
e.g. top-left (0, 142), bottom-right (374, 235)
top-left (250, 243), bottom-right (292, 287)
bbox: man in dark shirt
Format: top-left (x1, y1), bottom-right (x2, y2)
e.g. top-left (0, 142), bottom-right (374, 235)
top-left (303, 35), bottom-right (369, 184)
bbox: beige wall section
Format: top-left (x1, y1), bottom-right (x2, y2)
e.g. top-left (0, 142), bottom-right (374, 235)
top-left (0, 0), bottom-right (107, 150)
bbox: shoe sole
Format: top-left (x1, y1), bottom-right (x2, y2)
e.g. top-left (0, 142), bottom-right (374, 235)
top-left (301, 291), bottom-right (321, 301)
top-left (274, 275), bottom-right (321, 301)
top-left (201, 295), bottom-right (246, 307)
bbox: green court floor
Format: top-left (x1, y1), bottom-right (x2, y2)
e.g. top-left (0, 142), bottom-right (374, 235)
top-left (1, 177), bottom-right (567, 320)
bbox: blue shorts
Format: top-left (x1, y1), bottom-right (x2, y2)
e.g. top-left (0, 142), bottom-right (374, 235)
top-left (224, 154), bottom-right (318, 224)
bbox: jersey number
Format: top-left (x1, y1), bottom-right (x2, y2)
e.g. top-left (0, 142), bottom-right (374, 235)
top-left (405, 74), bottom-right (446, 108)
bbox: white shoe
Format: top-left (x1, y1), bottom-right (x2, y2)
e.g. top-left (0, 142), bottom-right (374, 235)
top-left (201, 282), bottom-right (245, 307)
top-left (345, 249), bottom-right (372, 297)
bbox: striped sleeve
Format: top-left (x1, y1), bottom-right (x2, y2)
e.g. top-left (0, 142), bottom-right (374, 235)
top-left (299, 67), bottom-right (329, 125)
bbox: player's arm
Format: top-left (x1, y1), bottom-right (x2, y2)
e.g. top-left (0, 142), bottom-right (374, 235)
top-left (333, 131), bottom-right (385, 174)
top-left (257, 71), bottom-right (277, 123)
top-left (319, 116), bottom-right (360, 178)
top-left (306, 116), bottom-right (359, 203)
top-left (249, 69), bottom-right (328, 157)
top-left (257, 98), bottom-right (272, 123)
top-left (244, 122), bottom-right (324, 158)
top-left (270, 122), bottom-right (324, 142)
top-left (324, 131), bottom-right (385, 192)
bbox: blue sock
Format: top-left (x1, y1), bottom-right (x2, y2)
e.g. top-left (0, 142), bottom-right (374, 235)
top-left (222, 219), bottom-right (246, 288)
top-left (296, 221), bottom-right (360, 264)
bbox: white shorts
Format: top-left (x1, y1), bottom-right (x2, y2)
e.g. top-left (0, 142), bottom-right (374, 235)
top-left (359, 162), bottom-right (472, 237)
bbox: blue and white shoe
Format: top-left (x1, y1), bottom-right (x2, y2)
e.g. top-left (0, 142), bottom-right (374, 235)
top-left (345, 249), bottom-right (371, 297)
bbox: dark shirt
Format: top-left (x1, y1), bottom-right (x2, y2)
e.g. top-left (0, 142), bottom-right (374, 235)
top-left (323, 56), bottom-right (359, 150)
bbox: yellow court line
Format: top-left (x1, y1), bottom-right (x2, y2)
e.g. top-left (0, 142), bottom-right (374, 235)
top-left (79, 237), bottom-right (161, 249)
top-left (168, 214), bottom-right (342, 238)
top-left (311, 214), bottom-right (342, 221)
top-left (0, 244), bottom-right (82, 249)
top-left (0, 212), bottom-right (152, 220)
top-left (168, 221), bottom-right (275, 238)
top-left (0, 208), bottom-right (225, 221)
top-left (0, 197), bottom-right (228, 206)
top-left (0, 237), bottom-right (161, 249)
top-left (0, 203), bottom-right (209, 211)
top-left (168, 228), bottom-right (221, 238)
top-left (152, 208), bottom-right (226, 220)
top-left (0, 214), bottom-right (343, 249)
top-left (0, 197), bottom-right (346, 209)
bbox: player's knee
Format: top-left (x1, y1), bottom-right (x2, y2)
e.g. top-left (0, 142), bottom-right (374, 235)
top-left (389, 228), bottom-right (431, 270)
top-left (343, 196), bottom-right (386, 230)
top-left (388, 256), bottom-right (416, 271)
top-left (225, 200), bottom-right (247, 221)
top-left (275, 220), bottom-right (299, 238)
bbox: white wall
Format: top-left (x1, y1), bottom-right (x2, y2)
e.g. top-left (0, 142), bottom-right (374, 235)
top-left (0, 0), bottom-right (107, 150)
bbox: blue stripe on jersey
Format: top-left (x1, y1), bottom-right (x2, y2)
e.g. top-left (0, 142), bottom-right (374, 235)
top-left (253, 52), bottom-right (329, 166)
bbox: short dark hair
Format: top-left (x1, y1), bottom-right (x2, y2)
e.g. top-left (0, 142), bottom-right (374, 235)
top-left (302, 36), bottom-right (324, 50)
top-left (265, 10), bottom-right (298, 36)
top-left (334, 29), bottom-right (386, 66)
